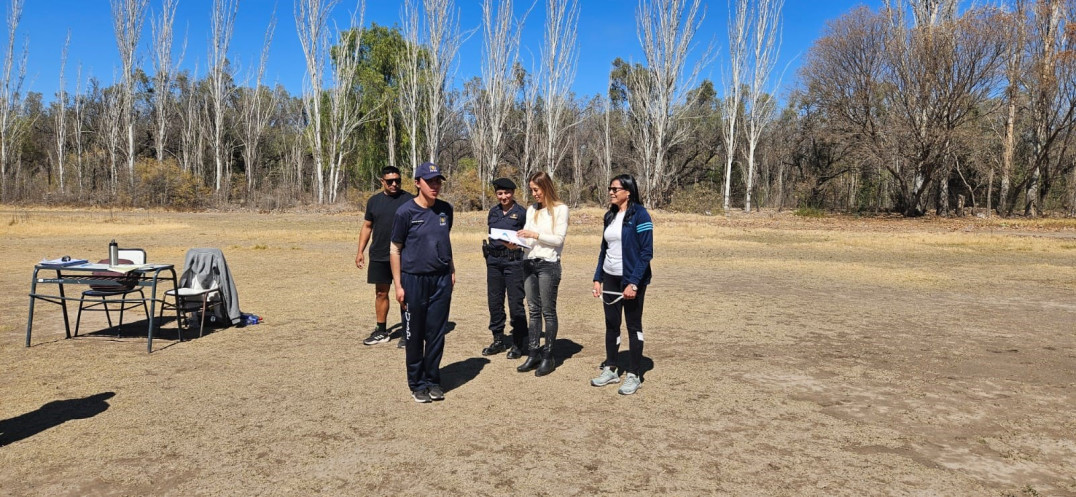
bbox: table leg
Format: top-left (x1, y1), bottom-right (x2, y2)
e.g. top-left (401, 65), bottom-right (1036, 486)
top-left (57, 270), bottom-right (71, 339)
top-left (147, 272), bottom-right (159, 353)
top-left (25, 268), bottom-right (39, 347)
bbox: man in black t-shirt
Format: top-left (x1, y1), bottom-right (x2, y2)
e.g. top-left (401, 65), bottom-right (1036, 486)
top-left (356, 166), bottom-right (415, 346)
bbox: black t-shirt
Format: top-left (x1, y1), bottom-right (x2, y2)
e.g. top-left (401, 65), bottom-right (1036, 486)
top-left (487, 202), bottom-right (527, 248)
top-left (364, 190), bottom-right (415, 262)
top-left (391, 199), bottom-right (454, 274)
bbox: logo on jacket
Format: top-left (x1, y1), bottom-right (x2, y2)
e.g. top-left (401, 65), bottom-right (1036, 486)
top-left (509, 213), bottom-right (518, 219)
top-left (439, 213), bottom-right (447, 226)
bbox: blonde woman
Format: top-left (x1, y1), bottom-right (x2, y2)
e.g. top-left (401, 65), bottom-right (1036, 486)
top-left (515, 171), bottom-right (569, 376)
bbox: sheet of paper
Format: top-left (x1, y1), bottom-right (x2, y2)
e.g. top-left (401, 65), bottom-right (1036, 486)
top-left (489, 228), bottom-right (532, 249)
top-left (39, 257), bottom-right (89, 267)
top-left (107, 264), bottom-right (152, 274)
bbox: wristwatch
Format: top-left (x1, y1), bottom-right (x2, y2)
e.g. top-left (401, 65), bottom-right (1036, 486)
top-left (630, 284), bottom-right (638, 292)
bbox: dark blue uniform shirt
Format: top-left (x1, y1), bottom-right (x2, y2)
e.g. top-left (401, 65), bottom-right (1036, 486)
top-left (391, 199), bottom-right (454, 274)
top-left (487, 202), bottom-right (527, 248)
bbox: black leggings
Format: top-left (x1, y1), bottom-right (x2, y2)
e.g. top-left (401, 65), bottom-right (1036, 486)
top-left (601, 272), bottom-right (645, 375)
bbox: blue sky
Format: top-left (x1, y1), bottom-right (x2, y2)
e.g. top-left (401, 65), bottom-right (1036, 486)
top-left (13, 0), bottom-right (880, 103)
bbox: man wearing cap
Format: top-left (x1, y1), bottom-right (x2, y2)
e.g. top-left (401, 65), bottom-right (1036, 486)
top-left (390, 161), bottom-right (455, 403)
top-left (482, 178), bottom-right (528, 359)
top-left (356, 166), bottom-right (414, 347)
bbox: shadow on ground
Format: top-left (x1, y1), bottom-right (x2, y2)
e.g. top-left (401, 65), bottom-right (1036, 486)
top-left (441, 357), bottom-right (491, 392)
top-left (0, 392), bottom-right (116, 446)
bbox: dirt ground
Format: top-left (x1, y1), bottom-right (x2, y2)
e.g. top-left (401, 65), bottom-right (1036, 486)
top-left (0, 206), bottom-right (1074, 496)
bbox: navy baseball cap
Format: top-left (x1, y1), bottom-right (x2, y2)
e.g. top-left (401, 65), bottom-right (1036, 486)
top-left (492, 177), bottom-right (517, 190)
top-left (415, 162), bottom-right (446, 181)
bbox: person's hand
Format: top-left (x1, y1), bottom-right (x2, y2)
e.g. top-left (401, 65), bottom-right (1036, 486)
top-left (451, 272), bottom-right (456, 287)
top-left (517, 229), bottom-right (537, 239)
top-left (395, 286), bottom-right (405, 304)
top-left (592, 281), bottom-right (601, 298)
top-left (505, 242), bottom-right (518, 250)
top-left (355, 252), bottom-right (365, 269)
top-left (623, 285), bottom-right (637, 300)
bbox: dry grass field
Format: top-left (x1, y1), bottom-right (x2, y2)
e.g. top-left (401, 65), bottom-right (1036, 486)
top-left (1, 206), bottom-right (1075, 496)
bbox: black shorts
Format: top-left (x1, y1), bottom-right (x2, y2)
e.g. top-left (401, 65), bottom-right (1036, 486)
top-left (367, 260), bottom-right (393, 285)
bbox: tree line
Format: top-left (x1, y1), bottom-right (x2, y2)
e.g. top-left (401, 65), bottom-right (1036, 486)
top-left (0, 0), bottom-right (1073, 217)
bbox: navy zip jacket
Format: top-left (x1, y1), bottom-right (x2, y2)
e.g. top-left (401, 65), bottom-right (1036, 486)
top-left (593, 203), bottom-right (654, 288)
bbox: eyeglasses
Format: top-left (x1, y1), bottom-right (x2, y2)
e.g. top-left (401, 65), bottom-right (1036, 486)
top-left (608, 187), bottom-right (625, 193)
top-left (383, 178), bottom-right (402, 185)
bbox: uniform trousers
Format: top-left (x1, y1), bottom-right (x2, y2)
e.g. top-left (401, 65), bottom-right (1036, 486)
top-left (486, 253), bottom-right (527, 348)
top-left (401, 271), bottom-right (453, 391)
top-left (601, 272), bottom-right (646, 375)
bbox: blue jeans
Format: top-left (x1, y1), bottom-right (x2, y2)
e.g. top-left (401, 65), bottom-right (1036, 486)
top-left (523, 259), bottom-right (561, 352)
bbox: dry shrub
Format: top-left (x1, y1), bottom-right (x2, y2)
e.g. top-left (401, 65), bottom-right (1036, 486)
top-left (134, 158), bottom-right (210, 210)
top-left (667, 183), bottom-right (724, 215)
top-left (441, 165), bottom-right (483, 212)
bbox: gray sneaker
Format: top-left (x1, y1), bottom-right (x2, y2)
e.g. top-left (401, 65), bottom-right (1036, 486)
top-left (412, 388), bottom-right (432, 403)
top-left (618, 373), bottom-right (641, 395)
top-left (591, 366), bottom-right (620, 387)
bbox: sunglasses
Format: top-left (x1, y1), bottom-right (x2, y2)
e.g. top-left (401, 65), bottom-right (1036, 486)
top-left (608, 187), bottom-right (626, 193)
top-left (383, 178), bottom-right (402, 185)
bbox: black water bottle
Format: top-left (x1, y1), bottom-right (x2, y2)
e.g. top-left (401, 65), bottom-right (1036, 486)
top-left (109, 239), bottom-right (118, 266)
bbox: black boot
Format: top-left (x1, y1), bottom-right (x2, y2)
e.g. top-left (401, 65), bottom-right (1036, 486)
top-left (517, 350), bottom-right (540, 372)
top-left (535, 347), bottom-right (555, 376)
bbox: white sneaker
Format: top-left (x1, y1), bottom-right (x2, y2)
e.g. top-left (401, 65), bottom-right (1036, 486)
top-left (618, 373), bottom-right (641, 395)
top-left (590, 366), bottom-right (620, 387)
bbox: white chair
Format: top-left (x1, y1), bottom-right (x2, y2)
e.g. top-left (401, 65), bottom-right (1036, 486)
top-left (164, 273), bottom-right (222, 338)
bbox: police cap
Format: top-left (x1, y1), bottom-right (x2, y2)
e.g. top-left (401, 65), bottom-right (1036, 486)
top-left (492, 177), bottom-right (517, 191)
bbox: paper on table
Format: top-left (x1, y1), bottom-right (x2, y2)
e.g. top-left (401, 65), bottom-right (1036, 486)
top-left (107, 264), bottom-right (152, 274)
top-left (40, 257), bottom-right (88, 267)
top-left (489, 228), bottom-right (532, 249)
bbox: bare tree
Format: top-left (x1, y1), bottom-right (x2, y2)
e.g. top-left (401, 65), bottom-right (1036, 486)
top-left (540, 0), bottom-right (580, 179)
top-left (238, 12), bottom-right (277, 194)
top-left (110, 0), bottom-right (149, 188)
top-left (595, 72), bottom-right (617, 187)
top-left (151, 0), bottom-right (182, 164)
top-left (296, 0), bottom-right (337, 203)
top-left (398, 0), bottom-right (423, 173)
top-left (1022, 0), bottom-right (1075, 216)
top-left (468, 0), bottom-right (525, 208)
top-left (422, 0), bottom-right (465, 163)
top-left (0, 0), bottom-right (26, 201)
top-left (208, 0), bottom-right (240, 193)
top-left (326, 7), bottom-right (377, 204)
top-left (104, 81), bottom-right (124, 193)
top-left (742, 0), bottom-right (783, 212)
top-left (54, 31), bottom-right (70, 194)
top-left (73, 65), bottom-right (86, 195)
top-left (627, 0), bottom-right (709, 206)
top-left (515, 62), bottom-right (543, 185)
top-left (722, 0), bottom-right (749, 211)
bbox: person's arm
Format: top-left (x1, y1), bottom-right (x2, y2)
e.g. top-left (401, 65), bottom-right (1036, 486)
top-left (593, 228), bottom-right (609, 298)
top-left (624, 209), bottom-right (654, 299)
top-left (535, 204), bottom-right (568, 248)
top-left (355, 220), bottom-right (373, 268)
top-left (390, 242), bottom-right (405, 305)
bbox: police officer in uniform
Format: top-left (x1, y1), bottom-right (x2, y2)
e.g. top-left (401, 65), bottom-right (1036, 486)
top-left (482, 178), bottom-right (528, 359)
top-left (390, 162), bottom-right (455, 403)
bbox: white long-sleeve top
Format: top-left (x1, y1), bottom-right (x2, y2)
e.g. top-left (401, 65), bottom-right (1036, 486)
top-left (523, 203), bottom-right (569, 262)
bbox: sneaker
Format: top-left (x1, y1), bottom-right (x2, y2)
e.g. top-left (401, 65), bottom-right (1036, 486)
top-left (591, 366), bottom-right (620, 387)
top-left (363, 329), bottom-right (391, 346)
top-left (481, 338), bottom-right (508, 356)
top-left (397, 336), bottom-right (407, 349)
top-left (618, 373), bottom-right (641, 395)
top-left (428, 385), bottom-right (445, 401)
top-left (411, 388), bottom-right (432, 403)
top-left (506, 345), bottom-right (523, 360)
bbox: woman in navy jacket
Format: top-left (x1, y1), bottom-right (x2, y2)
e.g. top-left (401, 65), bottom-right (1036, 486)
top-left (590, 174), bottom-right (653, 395)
